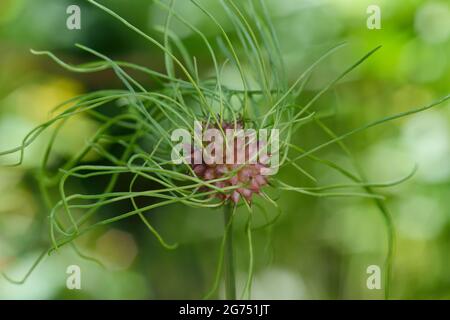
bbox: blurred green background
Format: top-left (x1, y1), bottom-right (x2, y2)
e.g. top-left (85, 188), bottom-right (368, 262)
top-left (0, 0), bottom-right (449, 299)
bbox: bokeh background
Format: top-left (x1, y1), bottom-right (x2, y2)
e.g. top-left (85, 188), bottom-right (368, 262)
top-left (0, 0), bottom-right (449, 299)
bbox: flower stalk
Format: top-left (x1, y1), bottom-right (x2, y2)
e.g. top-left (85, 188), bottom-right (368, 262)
top-left (224, 203), bottom-right (236, 300)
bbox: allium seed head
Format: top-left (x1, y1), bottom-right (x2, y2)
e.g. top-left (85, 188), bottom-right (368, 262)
top-left (189, 121), bottom-right (270, 204)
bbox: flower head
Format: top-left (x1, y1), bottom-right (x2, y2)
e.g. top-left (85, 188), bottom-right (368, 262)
top-left (188, 121), bottom-right (270, 204)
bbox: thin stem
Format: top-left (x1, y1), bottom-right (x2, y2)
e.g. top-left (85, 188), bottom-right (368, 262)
top-left (224, 203), bottom-right (236, 300)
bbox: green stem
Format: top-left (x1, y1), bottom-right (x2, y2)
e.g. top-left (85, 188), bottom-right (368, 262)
top-left (224, 204), bottom-right (236, 300)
